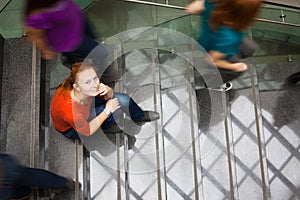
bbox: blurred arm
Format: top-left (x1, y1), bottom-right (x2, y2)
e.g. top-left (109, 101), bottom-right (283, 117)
top-left (209, 50), bottom-right (247, 72)
top-left (185, 0), bottom-right (205, 15)
top-left (25, 26), bottom-right (56, 60)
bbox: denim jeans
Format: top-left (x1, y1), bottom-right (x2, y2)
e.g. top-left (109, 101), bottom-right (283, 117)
top-left (62, 92), bottom-right (144, 139)
top-left (62, 18), bottom-right (108, 73)
top-left (0, 153), bottom-right (69, 200)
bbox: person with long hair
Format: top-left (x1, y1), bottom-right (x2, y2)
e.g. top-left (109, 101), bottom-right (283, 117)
top-left (186, 0), bottom-right (262, 90)
top-left (24, 0), bottom-right (112, 79)
top-left (50, 62), bottom-right (159, 139)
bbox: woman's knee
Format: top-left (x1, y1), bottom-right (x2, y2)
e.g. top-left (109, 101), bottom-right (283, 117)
top-left (113, 93), bottom-right (130, 106)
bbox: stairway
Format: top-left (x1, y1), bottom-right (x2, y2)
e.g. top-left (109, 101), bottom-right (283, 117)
top-left (1, 29), bottom-right (299, 200)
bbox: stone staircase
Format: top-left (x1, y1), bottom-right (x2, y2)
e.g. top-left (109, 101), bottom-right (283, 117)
top-left (1, 34), bottom-right (299, 200)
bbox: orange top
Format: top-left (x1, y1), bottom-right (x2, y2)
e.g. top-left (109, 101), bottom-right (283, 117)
top-left (50, 88), bottom-right (92, 136)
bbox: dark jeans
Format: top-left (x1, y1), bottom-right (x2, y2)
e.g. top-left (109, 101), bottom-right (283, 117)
top-left (219, 38), bottom-right (256, 83)
top-left (63, 92), bottom-right (145, 139)
top-left (62, 18), bottom-right (109, 76)
top-left (286, 71), bottom-right (300, 85)
top-left (0, 153), bottom-right (69, 200)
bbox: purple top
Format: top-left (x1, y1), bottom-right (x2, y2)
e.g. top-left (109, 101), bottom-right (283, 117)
top-left (25, 0), bottom-right (84, 52)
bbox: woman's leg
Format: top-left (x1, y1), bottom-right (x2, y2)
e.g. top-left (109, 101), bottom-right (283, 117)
top-left (0, 154), bottom-right (19, 199)
top-left (238, 38), bottom-right (256, 59)
top-left (218, 38), bottom-right (256, 83)
top-left (218, 68), bottom-right (243, 83)
top-left (15, 167), bottom-right (70, 190)
top-left (63, 128), bottom-right (81, 140)
top-left (10, 186), bottom-right (33, 199)
top-left (62, 36), bottom-right (106, 62)
top-left (113, 93), bottom-right (144, 121)
top-left (93, 97), bottom-right (118, 130)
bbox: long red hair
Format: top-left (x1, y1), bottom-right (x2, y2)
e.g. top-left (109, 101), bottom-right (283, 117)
top-left (58, 62), bottom-right (95, 92)
top-left (209, 0), bottom-right (262, 31)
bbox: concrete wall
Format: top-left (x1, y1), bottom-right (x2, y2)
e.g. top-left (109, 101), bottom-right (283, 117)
top-left (1, 37), bottom-right (41, 166)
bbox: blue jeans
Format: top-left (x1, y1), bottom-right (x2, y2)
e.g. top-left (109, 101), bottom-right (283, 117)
top-left (0, 153), bottom-right (69, 200)
top-left (63, 92), bottom-right (145, 139)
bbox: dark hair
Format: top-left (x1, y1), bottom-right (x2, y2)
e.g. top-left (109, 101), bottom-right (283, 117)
top-left (25, 0), bottom-right (60, 15)
top-left (209, 0), bottom-right (262, 31)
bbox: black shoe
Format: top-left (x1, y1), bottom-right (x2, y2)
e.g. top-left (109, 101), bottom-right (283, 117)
top-left (221, 82), bottom-right (233, 91)
top-left (134, 111), bottom-right (160, 126)
top-left (50, 178), bottom-right (79, 194)
top-left (125, 134), bottom-right (137, 150)
top-left (285, 71), bottom-right (300, 85)
top-left (11, 188), bottom-right (33, 200)
top-left (103, 123), bottom-right (123, 134)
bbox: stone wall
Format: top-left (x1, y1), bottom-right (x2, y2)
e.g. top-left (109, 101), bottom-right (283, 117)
top-left (1, 37), bottom-right (41, 166)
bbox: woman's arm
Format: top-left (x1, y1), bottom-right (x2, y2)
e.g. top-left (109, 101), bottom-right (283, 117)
top-left (25, 26), bottom-right (56, 60)
top-left (88, 98), bottom-right (120, 135)
top-left (209, 50), bottom-right (248, 72)
top-left (88, 112), bottom-right (110, 135)
top-left (185, 0), bottom-right (205, 15)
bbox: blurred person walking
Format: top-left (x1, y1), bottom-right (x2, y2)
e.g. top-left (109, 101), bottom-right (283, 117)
top-left (186, 0), bottom-right (262, 91)
top-left (24, 0), bottom-right (114, 82)
top-left (0, 153), bottom-right (74, 200)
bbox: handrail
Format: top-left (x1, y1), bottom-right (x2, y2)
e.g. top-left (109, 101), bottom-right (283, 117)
top-left (121, 0), bottom-right (184, 10)
top-left (116, 0), bottom-right (300, 28)
top-left (120, 13), bottom-right (299, 46)
top-left (119, 0), bottom-right (300, 11)
top-left (255, 18), bottom-right (300, 27)
top-left (263, 0), bottom-right (300, 9)
top-left (153, 14), bottom-right (300, 29)
top-left (0, 0), bottom-right (12, 13)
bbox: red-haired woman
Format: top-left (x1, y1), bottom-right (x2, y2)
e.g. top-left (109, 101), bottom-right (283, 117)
top-left (186, 0), bottom-right (262, 90)
top-left (50, 62), bottom-right (159, 139)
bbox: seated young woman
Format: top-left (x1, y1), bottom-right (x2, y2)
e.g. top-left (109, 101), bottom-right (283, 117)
top-left (50, 62), bottom-right (160, 139)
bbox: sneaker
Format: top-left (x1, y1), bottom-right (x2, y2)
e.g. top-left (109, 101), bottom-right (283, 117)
top-left (285, 71), bottom-right (300, 85)
top-left (11, 188), bottom-right (33, 200)
top-left (221, 82), bottom-right (233, 91)
top-left (134, 111), bottom-right (160, 126)
top-left (51, 178), bottom-right (77, 194)
top-left (206, 82), bottom-right (233, 92)
top-left (125, 134), bottom-right (137, 150)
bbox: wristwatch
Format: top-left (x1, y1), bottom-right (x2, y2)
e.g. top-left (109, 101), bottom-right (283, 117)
top-left (103, 108), bottom-right (111, 116)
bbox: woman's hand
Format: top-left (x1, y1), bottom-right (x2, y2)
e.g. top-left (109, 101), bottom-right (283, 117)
top-left (41, 49), bottom-right (57, 60)
top-left (97, 83), bottom-right (114, 100)
top-left (232, 62), bottom-right (248, 72)
top-left (105, 98), bottom-right (120, 113)
top-left (185, 0), bottom-right (205, 15)
top-left (98, 83), bottom-right (109, 96)
top-left (25, 26), bottom-right (57, 60)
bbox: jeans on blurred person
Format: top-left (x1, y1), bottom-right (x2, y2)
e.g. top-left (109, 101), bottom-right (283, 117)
top-left (0, 153), bottom-right (70, 200)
